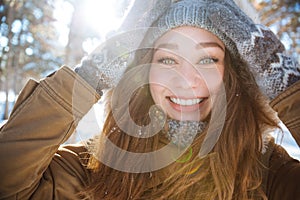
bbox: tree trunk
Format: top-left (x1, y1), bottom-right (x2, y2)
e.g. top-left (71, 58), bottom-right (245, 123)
top-left (3, 1), bottom-right (16, 119)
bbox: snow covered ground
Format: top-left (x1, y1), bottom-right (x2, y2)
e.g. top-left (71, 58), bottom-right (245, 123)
top-left (271, 123), bottom-right (300, 160)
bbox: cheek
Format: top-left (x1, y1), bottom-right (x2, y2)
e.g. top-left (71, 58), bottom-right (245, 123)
top-left (149, 65), bottom-right (175, 91)
top-left (149, 67), bottom-right (165, 104)
top-left (200, 67), bottom-right (224, 93)
top-left (149, 84), bottom-right (162, 105)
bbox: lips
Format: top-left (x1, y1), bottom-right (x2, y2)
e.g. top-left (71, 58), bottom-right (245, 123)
top-left (169, 97), bottom-right (204, 106)
top-left (167, 96), bottom-right (208, 112)
top-left (161, 95), bottom-right (210, 120)
top-left (169, 97), bottom-right (205, 106)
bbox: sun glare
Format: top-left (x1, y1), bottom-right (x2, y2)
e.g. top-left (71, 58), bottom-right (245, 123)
top-left (53, 0), bottom-right (74, 46)
top-left (83, 0), bottom-right (122, 38)
top-left (53, 0), bottom-right (128, 53)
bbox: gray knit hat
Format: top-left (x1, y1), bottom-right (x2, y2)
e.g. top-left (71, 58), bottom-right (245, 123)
top-left (77, 0), bottom-right (300, 99)
top-left (141, 0), bottom-right (299, 99)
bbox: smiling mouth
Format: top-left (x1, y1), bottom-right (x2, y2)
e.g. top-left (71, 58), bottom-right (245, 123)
top-left (168, 97), bottom-right (207, 106)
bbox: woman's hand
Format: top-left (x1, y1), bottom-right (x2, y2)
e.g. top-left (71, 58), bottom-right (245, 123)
top-left (75, 37), bottom-right (129, 95)
top-left (262, 53), bottom-right (300, 100)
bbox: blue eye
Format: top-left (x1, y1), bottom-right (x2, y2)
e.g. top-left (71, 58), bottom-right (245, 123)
top-left (199, 58), bottom-right (218, 65)
top-left (158, 57), bottom-right (177, 65)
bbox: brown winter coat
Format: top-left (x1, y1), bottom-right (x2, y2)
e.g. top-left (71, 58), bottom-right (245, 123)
top-left (0, 66), bottom-right (299, 199)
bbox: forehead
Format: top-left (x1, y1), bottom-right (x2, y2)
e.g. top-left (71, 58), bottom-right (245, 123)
top-left (154, 26), bottom-right (225, 50)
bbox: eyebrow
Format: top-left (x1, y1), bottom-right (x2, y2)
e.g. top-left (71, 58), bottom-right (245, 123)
top-left (155, 43), bottom-right (178, 50)
top-left (155, 42), bottom-right (224, 51)
top-left (196, 42), bottom-right (224, 51)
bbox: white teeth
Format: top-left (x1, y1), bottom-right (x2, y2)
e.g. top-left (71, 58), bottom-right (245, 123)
top-left (170, 97), bottom-right (204, 106)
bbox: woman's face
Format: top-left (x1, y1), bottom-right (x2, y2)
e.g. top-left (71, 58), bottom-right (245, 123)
top-left (149, 26), bottom-right (225, 121)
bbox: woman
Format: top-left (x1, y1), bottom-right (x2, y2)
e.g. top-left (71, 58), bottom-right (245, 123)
top-left (0, 0), bottom-right (299, 199)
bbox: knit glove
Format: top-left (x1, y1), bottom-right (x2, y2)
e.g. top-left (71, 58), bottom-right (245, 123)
top-left (75, 38), bottom-right (129, 95)
top-left (261, 52), bottom-right (300, 100)
top-left (242, 26), bottom-right (300, 100)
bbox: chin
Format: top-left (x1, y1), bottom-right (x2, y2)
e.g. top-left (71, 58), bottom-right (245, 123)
top-left (165, 102), bottom-right (211, 122)
top-left (169, 113), bottom-right (205, 122)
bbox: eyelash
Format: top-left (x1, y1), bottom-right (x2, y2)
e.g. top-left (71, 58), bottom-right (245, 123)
top-left (157, 57), bottom-right (177, 65)
top-left (198, 57), bottom-right (219, 65)
top-left (157, 56), bottom-right (219, 65)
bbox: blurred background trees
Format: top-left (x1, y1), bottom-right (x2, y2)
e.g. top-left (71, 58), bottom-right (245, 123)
top-left (251, 0), bottom-right (300, 61)
top-left (0, 0), bottom-right (299, 120)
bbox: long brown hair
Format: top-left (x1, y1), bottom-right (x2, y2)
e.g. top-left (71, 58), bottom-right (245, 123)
top-left (84, 49), bottom-right (279, 199)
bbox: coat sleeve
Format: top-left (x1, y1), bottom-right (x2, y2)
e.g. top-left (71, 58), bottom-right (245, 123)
top-left (0, 66), bottom-right (100, 199)
top-left (266, 145), bottom-right (300, 200)
top-left (270, 80), bottom-right (300, 146)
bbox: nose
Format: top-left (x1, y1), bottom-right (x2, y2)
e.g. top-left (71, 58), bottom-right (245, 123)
top-left (175, 60), bottom-right (203, 89)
